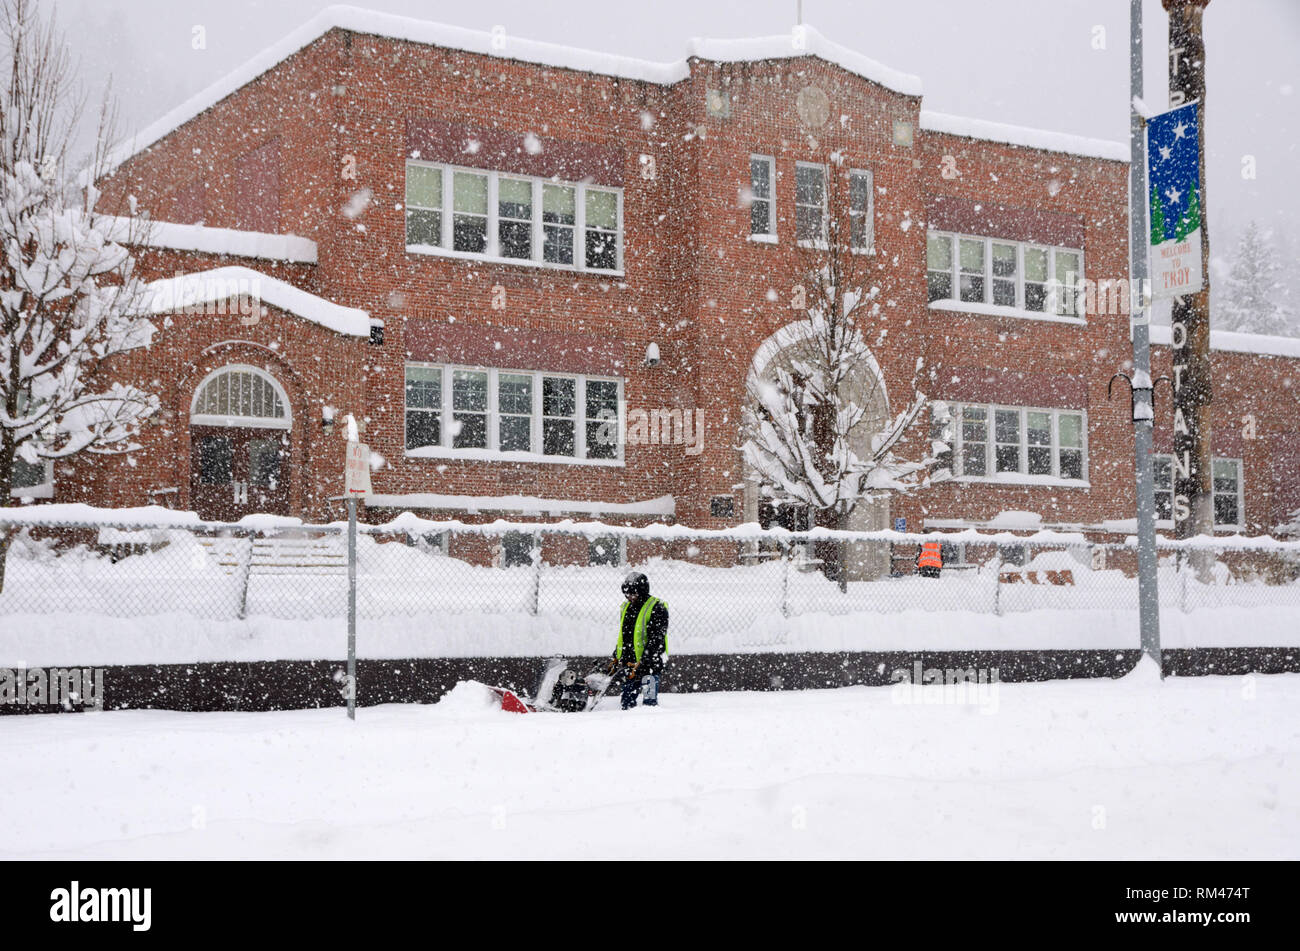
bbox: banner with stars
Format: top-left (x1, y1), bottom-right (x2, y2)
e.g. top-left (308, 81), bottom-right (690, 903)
top-left (1146, 101), bottom-right (1204, 298)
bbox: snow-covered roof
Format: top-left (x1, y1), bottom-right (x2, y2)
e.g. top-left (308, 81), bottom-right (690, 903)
top-left (366, 492), bottom-right (677, 518)
top-left (142, 266), bottom-right (370, 337)
top-left (1149, 323), bottom-right (1300, 359)
top-left (100, 6), bottom-right (1128, 179)
top-left (102, 7), bottom-right (932, 175)
top-left (920, 111), bottom-right (1129, 163)
top-left (105, 216), bottom-right (318, 263)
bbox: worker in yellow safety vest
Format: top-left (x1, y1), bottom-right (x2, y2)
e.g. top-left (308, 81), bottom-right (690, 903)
top-left (609, 571), bottom-right (669, 709)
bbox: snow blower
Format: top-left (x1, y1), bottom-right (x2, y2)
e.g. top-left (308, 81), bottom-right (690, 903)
top-left (488, 657), bottom-right (615, 714)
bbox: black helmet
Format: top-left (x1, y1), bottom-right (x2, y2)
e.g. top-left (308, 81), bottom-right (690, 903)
top-left (621, 571), bottom-right (649, 600)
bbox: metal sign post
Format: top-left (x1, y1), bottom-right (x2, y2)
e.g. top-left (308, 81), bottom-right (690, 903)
top-left (1129, 0), bottom-right (1162, 668)
top-left (346, 495), bottom-right (357, 720)
top-left (343, 435), bottom-right (371, 719)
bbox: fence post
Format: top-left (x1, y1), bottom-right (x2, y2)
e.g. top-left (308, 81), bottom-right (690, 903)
top-left (346, 499), bottom-right (357, 720)
top-left (1180, 551), bottom-right (1190, 614)
top-left (781, 540), bottom-right (791, 619)
top-left (529, 531), bottom-right (541, 616)
top-left (993, 551), bottom-right (1003, 617)
top-left (236, 530), bottom-right (253, 620)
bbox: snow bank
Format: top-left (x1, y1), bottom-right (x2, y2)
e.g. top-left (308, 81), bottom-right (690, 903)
top-left (435, 680), bottom-right (505, 717)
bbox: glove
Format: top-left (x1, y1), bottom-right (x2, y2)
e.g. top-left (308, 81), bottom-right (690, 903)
top-left (606, 656), bottom-right (619, 676)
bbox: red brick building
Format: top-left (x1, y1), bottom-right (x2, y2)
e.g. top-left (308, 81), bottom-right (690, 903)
top-left (21, 8), bottom-right (1297, 547)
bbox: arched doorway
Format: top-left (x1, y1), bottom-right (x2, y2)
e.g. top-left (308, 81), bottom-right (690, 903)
top-left (189, 365), bottom-right (292, 520)
top-left (742, 321), bottom-right (892, 581)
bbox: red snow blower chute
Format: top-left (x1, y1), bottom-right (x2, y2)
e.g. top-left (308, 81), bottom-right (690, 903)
top-left (489, 658), bottom-right (615, 714)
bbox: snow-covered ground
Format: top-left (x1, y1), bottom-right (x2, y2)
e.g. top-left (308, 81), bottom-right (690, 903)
top-left (2, 661), bottom-right (1296, 859)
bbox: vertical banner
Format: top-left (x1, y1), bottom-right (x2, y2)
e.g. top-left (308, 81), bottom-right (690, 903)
top-left (1146, 101), bottom-right (1203, 298)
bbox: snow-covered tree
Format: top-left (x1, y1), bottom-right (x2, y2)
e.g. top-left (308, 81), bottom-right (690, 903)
top-left (1217, 220), bottom-right (1296, 337)
top-left (1, 0), bottom-right (158, 588)
top-left (741, 155), bottom-right (946, 584)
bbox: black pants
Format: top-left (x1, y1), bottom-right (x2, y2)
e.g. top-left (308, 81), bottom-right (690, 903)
top-left (918, 565), bottom-right (941, 579)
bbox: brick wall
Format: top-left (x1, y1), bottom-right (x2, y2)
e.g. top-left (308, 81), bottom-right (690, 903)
top-left (69, 23), bottom-right (1298, 540)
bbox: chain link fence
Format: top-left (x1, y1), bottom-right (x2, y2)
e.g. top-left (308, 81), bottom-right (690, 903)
top-left (2, 513), bottom-right (1299, 657)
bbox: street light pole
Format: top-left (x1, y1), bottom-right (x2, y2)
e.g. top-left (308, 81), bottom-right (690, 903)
top-left (1130, 0), bottom-right (1162, 667)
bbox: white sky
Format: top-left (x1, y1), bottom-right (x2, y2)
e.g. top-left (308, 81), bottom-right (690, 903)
top-left (44, 0), bottom-right (1300, 260)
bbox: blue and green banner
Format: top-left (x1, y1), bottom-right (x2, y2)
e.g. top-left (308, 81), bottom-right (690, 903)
top-left (1146, 101), bottom-right (1203, 298)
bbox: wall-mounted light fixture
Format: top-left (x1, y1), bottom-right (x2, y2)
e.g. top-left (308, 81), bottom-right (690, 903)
top-left (644, 342), bottom-right (661, 368)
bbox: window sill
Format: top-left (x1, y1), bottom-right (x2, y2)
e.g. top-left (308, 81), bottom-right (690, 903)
top-left (405, 446), bottom-right (625, 467)
top-left (747, 233), bottom-right (778, 245)
top-left (406, 243), bottom-right (624, 278)
top-left (928, 299), bottom-right (1087, 325)
top-left (955, 473), bottom-right (1090, 489)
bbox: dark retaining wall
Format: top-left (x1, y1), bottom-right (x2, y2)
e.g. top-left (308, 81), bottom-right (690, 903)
top-left (2, 647), bottom-right (1297, 714)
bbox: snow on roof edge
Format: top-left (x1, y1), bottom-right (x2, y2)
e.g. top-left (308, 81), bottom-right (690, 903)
top-left (105, 216), bottom-right (318, 263)
top-left (686, 27), bottom-right (922, 97)
top-left (142, 266), bottom-right (369, 337)
top-left (1149, 323), bottom-right (1300, 359)
top-left (920, 110), bottom-right (1129, 162)
top-left (101, 6), bottom-right (922, 176)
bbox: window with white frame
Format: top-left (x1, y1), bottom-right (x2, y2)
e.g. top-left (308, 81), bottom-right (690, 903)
top-left (749, 155), bottom-right (775, 237)
top-left (849, 169), bottom-right (874, 252)
top-left (948, 403), bottom-right (1087, 481)
top-left (927, 234), bottom-right (953, 300)
top-left (1153, 455), bottom-right (1242, 527)
top-left (404, 161), bottom-right (622, 272)
top-left (926, 231), bottom-right (1084, 318)
top-left (404, 366), bottom-right (441, 450)
top-left (405, 364), bottom-right (622, 462)
top-left (451, 369), bottom-right (488, 449)
top-left (498, 177), bottom-right (533, 260)
top-left (795, 162), bottom-right (826, 243)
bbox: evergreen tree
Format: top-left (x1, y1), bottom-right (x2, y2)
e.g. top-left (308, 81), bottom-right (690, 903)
top-left (1150, 186), bottom-right (1165, 245)
top-left (1185, 185), bottom-right (1201, 233)
top-left (1217, 221), bottom-right (1296, 336)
